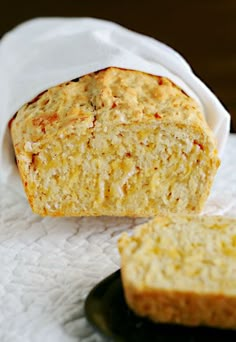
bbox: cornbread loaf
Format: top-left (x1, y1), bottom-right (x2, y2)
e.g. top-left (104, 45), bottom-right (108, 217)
top-left (118, 215), bottom-right (236, 329)
top-left (10, 67), bottom-right (219, 216)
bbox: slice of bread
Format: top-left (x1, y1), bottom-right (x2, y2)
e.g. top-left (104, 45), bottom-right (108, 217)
top-left (118, 215), bottom-right (236, 328)
top-left (10, 67), bottom-right (219, 216)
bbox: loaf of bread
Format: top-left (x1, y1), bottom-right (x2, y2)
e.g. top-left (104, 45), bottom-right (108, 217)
top-left (118, 215), bottom-right (236, 329)
top-left (10, 67), bottom-right (219, 216)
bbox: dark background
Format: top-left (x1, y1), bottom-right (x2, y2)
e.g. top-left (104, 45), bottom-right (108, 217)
top-left (1, 0), bottom-right (235, 132)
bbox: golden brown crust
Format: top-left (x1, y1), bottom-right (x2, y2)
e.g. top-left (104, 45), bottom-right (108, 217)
top-left (119, 215), bottom-right (236, 329)
top-left (123, 280), bottom-right (236, 328)
top-left (10, 68), bottom-right (219, 216)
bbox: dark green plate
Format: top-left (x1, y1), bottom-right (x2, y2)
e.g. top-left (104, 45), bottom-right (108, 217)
top-left (85, 270), bottom-right (236, 341)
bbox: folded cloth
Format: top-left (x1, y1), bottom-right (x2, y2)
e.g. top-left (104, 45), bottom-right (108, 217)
top-left (0, 17), bottom-right (230, 194)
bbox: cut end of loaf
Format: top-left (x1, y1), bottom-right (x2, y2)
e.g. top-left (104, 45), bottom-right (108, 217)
top-left (10, 67), bottom-right (219, 216)
top-left (119, 215), bottom-right (236, 328)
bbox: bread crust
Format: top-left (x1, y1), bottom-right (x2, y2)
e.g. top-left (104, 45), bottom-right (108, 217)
top-left (122, 278), bottom-right (236, 328)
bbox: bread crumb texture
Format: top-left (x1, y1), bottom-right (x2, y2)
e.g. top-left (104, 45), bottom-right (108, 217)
top-left (118, 215), bottom-right (236, 328)
top-left (11, 68), bottom-right (219, 216)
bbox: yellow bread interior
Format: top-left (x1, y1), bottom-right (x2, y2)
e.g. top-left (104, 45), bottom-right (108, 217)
top-left (119, 216), bottom-right (236, 294)
top-left (118, 215), bottom-right (236, 328)
top-left (10, 68), bottom-right (219, 216)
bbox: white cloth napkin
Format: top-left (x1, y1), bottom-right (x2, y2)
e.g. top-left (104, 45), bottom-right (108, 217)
top-left (0, 17), bottom-right (230, 193)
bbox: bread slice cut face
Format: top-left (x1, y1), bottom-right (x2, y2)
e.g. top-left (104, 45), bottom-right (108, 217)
top-left (10, 68), bottom-right (219, 216)
top-left (118, 215), bottom-right (236, 328)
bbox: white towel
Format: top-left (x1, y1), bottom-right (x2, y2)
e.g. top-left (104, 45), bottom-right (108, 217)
top-left (0, 17), bottom-right (230, 194)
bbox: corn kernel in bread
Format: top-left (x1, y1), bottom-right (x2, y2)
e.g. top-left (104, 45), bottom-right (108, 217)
top-left (118, 216), bottom-right (236, 328)
top-left (10, 68), bottom-right (219, 216)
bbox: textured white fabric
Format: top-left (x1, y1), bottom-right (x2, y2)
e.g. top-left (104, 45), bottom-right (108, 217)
top-left (0, 134), bottom-right (235, 342)
top-left (0, 17), bottom-right (230, 193)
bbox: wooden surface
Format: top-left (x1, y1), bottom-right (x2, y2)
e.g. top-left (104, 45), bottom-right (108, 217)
top-left (1, 0), bottom-right (235, 131)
